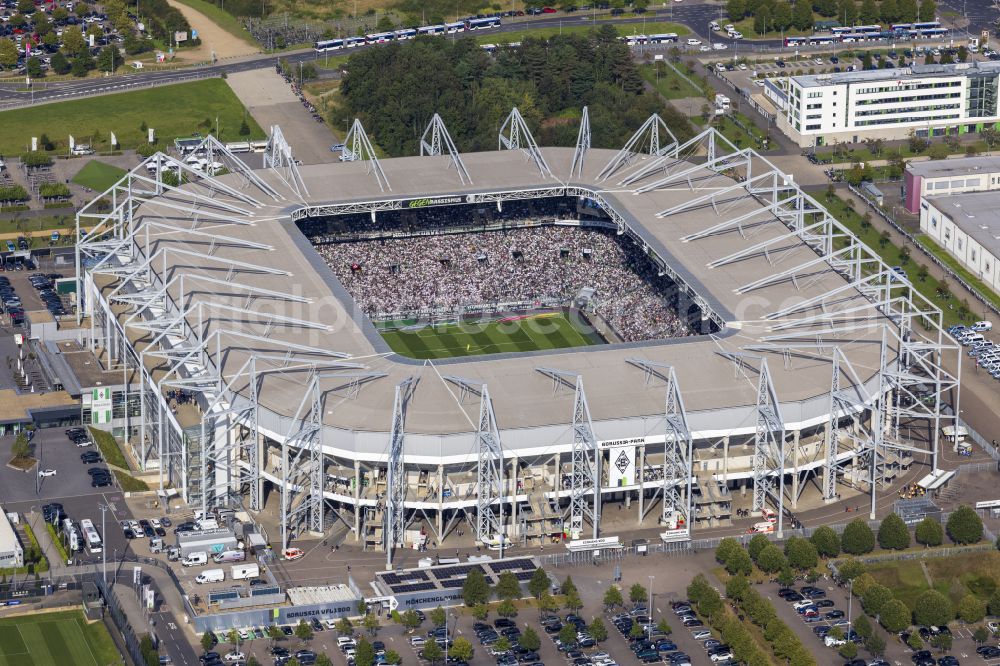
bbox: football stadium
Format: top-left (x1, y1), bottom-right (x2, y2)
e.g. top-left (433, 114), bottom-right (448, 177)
top-left (75, 111), bottom-right (960, 558)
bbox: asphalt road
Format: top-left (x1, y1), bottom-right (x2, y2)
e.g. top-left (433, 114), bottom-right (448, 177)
top-left (10, 1), bottom-right (999, 109)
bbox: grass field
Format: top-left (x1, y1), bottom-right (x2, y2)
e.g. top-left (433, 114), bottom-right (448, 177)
top-left (71, 161), bottom-right (127, 193)
top-left (0, 611), bottom-right (120, 666)
top-left (379, 311), bottom-right (603, 359)
top-left (0, 79), bottom-right (264, 155)
top-left (867, 550), bottom-right (1000, 610)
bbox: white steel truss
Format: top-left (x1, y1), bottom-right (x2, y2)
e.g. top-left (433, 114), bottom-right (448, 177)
top-left (569, 106), bottom-right (590, 179)
top-left (386, 377), bottom-right (415, 568)
top-left (597, 113), bottom-right (677, 182)
top-left (263, 125), bottom-right (308, 198)
top-left (420, 113), bottom-right (472, 185)
top-left (498, 107), bottom-right (552, 178)
top-left (343, 118), bottom-right (391, 191)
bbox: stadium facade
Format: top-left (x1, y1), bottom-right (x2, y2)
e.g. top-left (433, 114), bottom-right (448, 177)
top-left (75, 111), bottom-right (960, 561)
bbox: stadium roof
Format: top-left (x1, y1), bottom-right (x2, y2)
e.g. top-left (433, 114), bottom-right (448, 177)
top-left (112, 142), bottom-right (894, 457)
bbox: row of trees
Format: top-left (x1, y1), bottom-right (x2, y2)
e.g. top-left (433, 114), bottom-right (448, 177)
top-left (727, 0), bottom-right (936, 33)
top-left (338, 28), bottom-right (694, 158)
top-left (689, 573), bottom-right (817, 666)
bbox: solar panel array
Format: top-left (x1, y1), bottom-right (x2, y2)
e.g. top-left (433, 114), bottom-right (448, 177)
top-left (377, 556), bottom-right (539, 595)
top-left (392, 582), bottom-right (436, 593)
top-left (250, 585), bottom-right (282, 597)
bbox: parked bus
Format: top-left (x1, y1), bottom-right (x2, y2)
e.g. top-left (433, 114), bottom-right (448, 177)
top-left (649, 33), bottom-right (678, 44)
top-left (344, 36), bottom-right (365, 48)
top-left (394, 28), bottom-right (417, 40)
top-left (314, 38), bottom-right (344, 52)
top-left (785, 36), bottom-right (809, 47)
top-left (365, 31), bottom-right (394, 44)
top-left (80, 518), bottom-right (102, 554)
top-left (832, 23), bottom-right (881, 34)
top-left (445, 21), bottom-right (465, 33)
top-left (466, 17), bottom-right (501, 30)
top-left (418, 24), bottom-right (445, 35)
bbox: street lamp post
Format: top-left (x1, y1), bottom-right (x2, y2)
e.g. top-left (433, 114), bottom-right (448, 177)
top-left (647, 576), bottom-right (655, 640)
top-left (99, 504), bottom-right (107, 583)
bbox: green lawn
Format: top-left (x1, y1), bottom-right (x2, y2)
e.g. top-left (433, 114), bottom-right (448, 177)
top-left (0, 79), bottom-right (265, 155)
top-left (379, 311), bottom-right (603, 359)
top-left (917, 233), bottom-right (1000, 315)
top-left (0, 214), bottom-right (77, 236)
top-left (639, 62), bottom-right (704, 100)
top-left (87, 426), bottom-right (128, 469)
top-left (71, 161), bottom-right (127, 193)
top-left (0, 610), bottom-right (120, 666)
top-left (867, 551), bottom-right (1000, 610)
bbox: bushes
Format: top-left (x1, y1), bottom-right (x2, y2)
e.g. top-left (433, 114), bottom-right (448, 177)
top-left (842, 518), bottom-right (876, 555)
top-left (878, 598), bottom-right (911, 633)
top-left (946, 505), bottom-right (983, 545)
top-left (20, 152), bottom-right (53, 167)
top-left (38, 183), bottom-right (70, 199)
top-left (877, 513), bottom-right (910, 550)
top-left (0, 184), bottom-right (28, 202)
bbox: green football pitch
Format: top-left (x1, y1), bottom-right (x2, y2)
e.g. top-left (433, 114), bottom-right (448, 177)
top-left (378, 311), bottom-right (604, 359)
top-left (0, 610), bottom-right (120, 666)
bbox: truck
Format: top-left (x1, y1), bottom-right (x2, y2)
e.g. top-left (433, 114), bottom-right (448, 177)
top-left (195, 568), bottom-right (225, 584)
top-left (182, 551), bottom-right (207, 567)
top-left (231, 564), bottom-right (260, 580)
top-left (176, 527), bottom-right (238, 558)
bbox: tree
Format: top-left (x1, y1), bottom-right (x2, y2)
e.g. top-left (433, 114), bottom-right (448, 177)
top-left (268, 625), bottom-right (285, 642)
top-left (564, 588), bottom-right (583, 612)
top-left (528, 567), bottom-right (550, 599)
top-left (356, 637), bottom-right (376, 666)
top-left (604, 585), bottom-right (624, 609)
top-left (878, 598), bottom-right (911, 632)
top-left (842, 518), bottom-right (876, 555)
top-left (958, 45), bottom-right (969, 63)
top-left (930, 633), bottom-right (952, 652)
top-left (463, 569), bottom-right (490, 606)
top-left (913, 590), bottom-right (953, 628)
top-left (51, 51), bottom-right (71, 75)
top-left (97, 45), bottom-right (120, 72)
top-left (494, 637), bottom-right (511, 654)
top-left (726, 547), bottom-right (753, 576)
top-left (839, 0), bottom-right (858, 23)
top-left (974, 626), bottom-right (991, 644)
top-left (877, 513), bottom-right (910, 550)
top-left (200, 631), bottom-right (215, 652)
top-left (495, 572), bottom-right (521, 601)
top-left (0, 38), bottom-right (17, 69)
top-left (880, 0), bottom-right (899, 21)
top-left (863, 631), bottom-right (886, 657)
top-left (879, 230), bottom-right (891, 248)
top-left (897, 0), bottom-right (918, 20)
top-left (757, 545), bottom-right (787, 574)
top-left (629, 622), bottom-right (645, 640)
top-left (16, 0), bottom-right (33, 14)
top-left (558, 623), bottom-right (578, 646)
top-left (362, 613), bottom-right (380, 636)
top-left (315, 656), bottom-right (333, 666)
top-left (11, 433), bottom-right (29, 460)
top-left (561, 576), bottom-right (578, 596)
top-left (914, 512), bottom-right (944, 546)
top-left (588, 618), bottom-right (607, 643)
top-left (497, 599), bottom-right (518, 618)
top-left (472, 604), bottom-right (489, 621)
top-left (907, 632), bottom-right (924, 650)
top-left (335, 617), bottom-right (353, 635)
top-left (784, 537), bottom-right (818, 570)
top-left (629, 583), bottom-right (648, 605)
top-left (859, 0), bottom-right (879, 21)
top-left (422, 639), bottom-right (443, 664)
top-left (861, 584), bottom-right (893, 616)
top-left (725, 574), bottom-right (750, 602)
top-left (61, 26), bottom-right (87, 57)
top-left (990, 589), bottom-right (1000, 616)
top-left (26, 56), bottom-right (43, 78)
top-left (947, 505), bottom-right (983, 544)
top-left (239, 119), bottom-right (251, 137)
top-left (295, 620), bottom-right (313, 643)
top-left (918, 0), bottom-right (936, 20)
top-left (401, 609), bottom-right (422, 632)
top-left (792, 0), bottom-right (813, 31)
top-left (777, 566), bottom-right (795, 588)
top-left (810, 526), bottom-right (841, 558)
top-left (450, 637), bottom-right (474, 662)
top-left (748, 534), bottom-right (771, 563)
top-left (853, 614), bottom-right (873, 640)
top-left (839, 642), bottom-right (858, 660)
top-left (538, 593), bottom-right (559, 616)
top-left (384, 651), bottom-right (401, 665)
top-left (520, 626), bottom-right (541, 651)
top-left (727, 0), bottom-right (746, 19)
top-left (430, 606), bottom-right (446, 628)
top-left (227, 628), bottom-right (241, 649)
top-left (958, 594), bottom-right (987, 623)
top-left (715, 537), bottom-right (742, 565)
top-left (656, 618), bottom-right (672, 635)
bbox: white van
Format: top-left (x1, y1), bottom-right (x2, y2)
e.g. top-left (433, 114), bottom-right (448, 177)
top-left (963, 333), bottom-right (985, 346)
top-left (212, 550), bottom-right (246, 564)
top-left (195, 568), bottom-right (225, 584)
top-left (971, 320), bottom-right (993, 332)
top-left (231, 563), bottom-right (260, 580)
top-left (182, 551), bottom-right (207, 567)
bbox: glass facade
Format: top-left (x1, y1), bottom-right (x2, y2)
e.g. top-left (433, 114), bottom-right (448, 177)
top-left (966, 74), bottom-right (998, 118)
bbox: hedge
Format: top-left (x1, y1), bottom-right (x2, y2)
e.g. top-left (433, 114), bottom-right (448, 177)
top-left (38, 183), bottom-right (70, 198)
top-left (0, 184), bottom-right (29, 202)
top-left (20, 153), bottom-right (53, 168)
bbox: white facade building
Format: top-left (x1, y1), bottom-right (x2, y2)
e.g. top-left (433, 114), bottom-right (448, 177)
top-left (0, 508), bottom-right (24, 569)
top-left (920, 191), bottom-right (1000, 294)
top-left (903, 155), bottom-right (1000, 213)
top-left (779, 61), bottom-right (1000, 147)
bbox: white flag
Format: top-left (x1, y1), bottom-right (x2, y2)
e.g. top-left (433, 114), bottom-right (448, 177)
top-left (68, 135), bottom-right (75, 150)
top-left (110, 131), bottom-right (117, 147)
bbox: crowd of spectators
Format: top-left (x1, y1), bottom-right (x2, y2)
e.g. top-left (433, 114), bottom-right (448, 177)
top-left (314, 223), bottom-right (693, 343)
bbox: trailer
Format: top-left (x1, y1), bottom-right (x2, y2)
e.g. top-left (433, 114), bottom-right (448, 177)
top-left (176, 528), bottom-right (239, 558)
